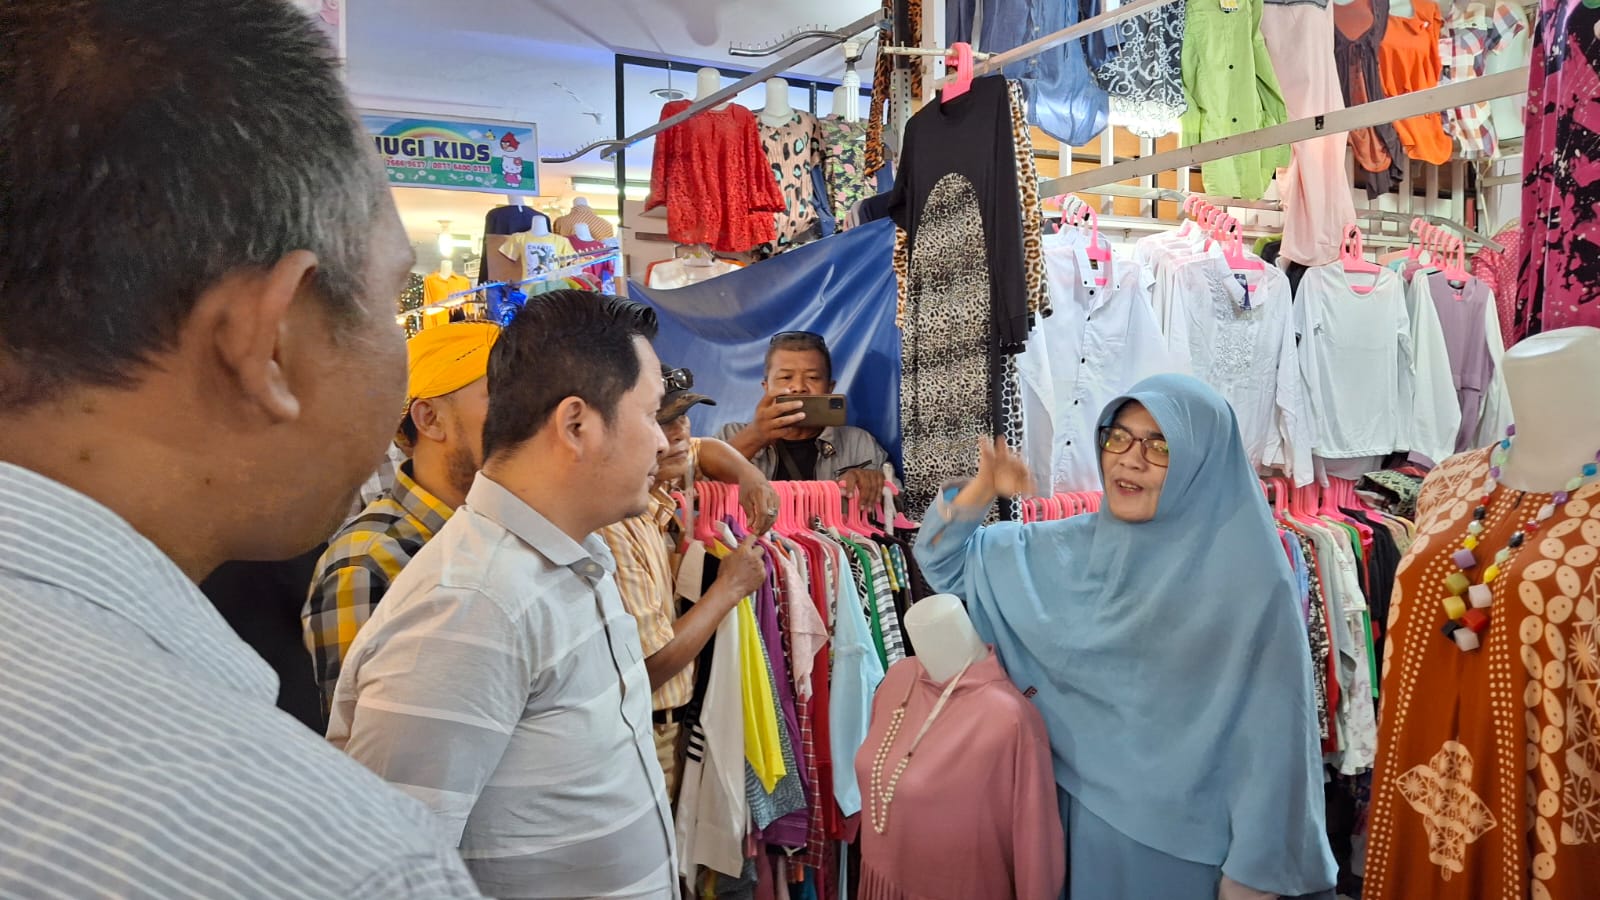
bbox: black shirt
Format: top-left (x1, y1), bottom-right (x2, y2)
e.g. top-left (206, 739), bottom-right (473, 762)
top-left (775, 439), bottom-right (822, 481)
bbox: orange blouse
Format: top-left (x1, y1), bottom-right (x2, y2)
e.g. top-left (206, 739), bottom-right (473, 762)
top-left (1378, 0), bottom-right (1455, 165)
top-left (1366, 449), bottom-right (1600, 900)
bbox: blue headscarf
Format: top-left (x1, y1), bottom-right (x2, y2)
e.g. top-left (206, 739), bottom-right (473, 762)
top-left (917, 374), bottom-right (1335, 894)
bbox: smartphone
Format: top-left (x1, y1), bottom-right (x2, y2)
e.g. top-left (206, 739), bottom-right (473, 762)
top-left (792, 394), bottom-right (847, 428)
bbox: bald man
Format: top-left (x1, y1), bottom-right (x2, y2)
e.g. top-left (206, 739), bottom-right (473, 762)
top-left (304, 322), bottom-right (499, 710)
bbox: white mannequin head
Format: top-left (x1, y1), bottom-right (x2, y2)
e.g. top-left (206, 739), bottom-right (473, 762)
top-left (528, 217), bottom-right (550, 237)
top-left (572, 197), bottom-right (590, 209)
top-left (572, 222), bottom-right (594, 241)
top-left (1498, 327), bottom-right (1600, 492)
top-left (760, 77), bottom-right (793, 123)
top-left (902, 594), bottom-right (988, 683)
top-left (437, 258), bottom-right (453, 278)
top-left (695, 67), bottom-right (729, 110)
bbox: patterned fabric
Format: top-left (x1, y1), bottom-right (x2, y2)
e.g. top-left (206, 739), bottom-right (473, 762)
top-left (553, 204), bottom-right (615, 239)
top-left (1007, 80), bottom-right (1051, 321)
top-left (1470, 224), bottom-right (1522, 347)
top-left (818, 116), bottom-right (876, 228)
top-left (1367, 449), bottom-right (1600, 900)
top-left (760, 111), bottom-right (824, 248)
top-left (348, 441), bottom-right (408, 523)
top-left (305, 460), bottom-right (453, 709)
top-left (1093, 0), bottom-right (1188, 137)
top-left (1439, 1), bottom-right (1519, 160)
top-left (1296, 534), bottom-right (1334, 741)
top-left (647, 101), bottom-right (786, 253)
top-left (0, 464), bottom-right (482, 899)
top-left (866, 0), bottom-right (922, 176)
top-left (600, 500), bottom-right (693, 711)
top-left (1516, 0), bottom-right (1600, 336)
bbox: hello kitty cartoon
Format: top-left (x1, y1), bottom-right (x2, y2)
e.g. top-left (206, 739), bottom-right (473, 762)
top-left (499, 133), bottom-right (523, 188)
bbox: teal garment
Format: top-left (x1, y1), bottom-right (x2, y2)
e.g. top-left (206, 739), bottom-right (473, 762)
top-left (1180, 0), bottom-right (1291, 199)
top-left (915, 374), bottom-right (1336, 896)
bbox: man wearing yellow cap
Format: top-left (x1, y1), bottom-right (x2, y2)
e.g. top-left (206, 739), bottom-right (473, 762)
top-left (303, 321), bottom-right (499, 715)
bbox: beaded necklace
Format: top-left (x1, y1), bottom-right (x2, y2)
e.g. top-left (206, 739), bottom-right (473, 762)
top-left (867, 661), bottom-right (973, 835)
top-left (1439, 425), bottom-right (1600, 651)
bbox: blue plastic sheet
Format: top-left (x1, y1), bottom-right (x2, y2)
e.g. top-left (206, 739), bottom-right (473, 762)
top-left (629, 218), bottom-right (902, 467)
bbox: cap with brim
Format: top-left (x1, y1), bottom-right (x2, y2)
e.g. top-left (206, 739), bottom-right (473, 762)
top-left (659, 392), bottom-right (716, 423)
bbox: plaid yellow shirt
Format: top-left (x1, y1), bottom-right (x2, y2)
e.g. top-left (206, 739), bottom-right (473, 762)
top-left (600, 440), bottom-right (701, 712)
top-left (303, 461), bottom-right (453, 711)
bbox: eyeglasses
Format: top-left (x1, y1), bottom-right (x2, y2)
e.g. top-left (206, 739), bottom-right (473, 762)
top-left (1097, 425), bottom-right (1170, 467)
top-left (663, 367), bottom-right (694, 393)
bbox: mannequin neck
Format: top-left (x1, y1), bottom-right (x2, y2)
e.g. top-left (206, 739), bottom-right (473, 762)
top-left (437, 259), bottom-right (453, 278)
top-left (528, 217), bottom-right (550, 237)
top-left (902, 594), bottom-right (988, 683)
top-left (1498, 327), bottom-right (1600, 492)
top-left (761, 78), bottom-right (793, 125)
top-left (831, 86), bottom-right (859, 122)
top-left (572, 222), bottom-right (593, 241)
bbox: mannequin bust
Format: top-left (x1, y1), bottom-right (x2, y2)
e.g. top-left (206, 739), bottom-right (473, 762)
top-left (1389, 0), bottom-right (1414, 15)
top-left (528, 216), bottom-right (550, 237)
top-left (831, 85), bottom-right (861, 122)
top-left (695, 67), bottom-right (729, 110)
top-left (1496, 327), bottom-right (1600, 492)
top-left (571, 222), bottom-right (594, 241)
top-left (760, 77), bottom-right (794, 127)
top-left (902, 594), bottom-right (988, 683)
top-left (437, 258), bottom-right (453, 278)
top-left (572, 197), bottom-right (591, 210)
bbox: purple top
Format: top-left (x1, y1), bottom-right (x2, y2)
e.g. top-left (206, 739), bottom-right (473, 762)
top-left (1426, 272), bottom-right (1495, 452)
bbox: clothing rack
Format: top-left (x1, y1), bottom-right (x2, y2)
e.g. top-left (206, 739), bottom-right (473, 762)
top-left (540, 11), bottom-right (884, 164)
top-left (1039, 68), bottom-right (1529, 196)
top-left (400, 247), bottom-right (622, 321)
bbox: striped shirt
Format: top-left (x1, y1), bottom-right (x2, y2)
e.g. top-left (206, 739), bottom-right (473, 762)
top-left (328, 473), bottom-right (679, 899)
top-left (599, 439), bottom-right (701, 711)
top-left (0, 463), bottom-right (482, 899)
top-left (305, 459), bottom-right (454, 707)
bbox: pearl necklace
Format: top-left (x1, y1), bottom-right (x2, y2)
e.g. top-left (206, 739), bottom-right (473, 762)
top-left (1438, 425), bottom-right (1600, 652)
top-left (867, 661), bottom-right (973, 835)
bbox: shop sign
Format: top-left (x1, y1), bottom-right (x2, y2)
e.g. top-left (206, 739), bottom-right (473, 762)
top-left (360, 113), bottom-right (539, 193)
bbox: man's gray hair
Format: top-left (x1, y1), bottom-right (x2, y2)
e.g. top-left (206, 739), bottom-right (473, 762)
top-left (0, 0), bottom-right (383, 408)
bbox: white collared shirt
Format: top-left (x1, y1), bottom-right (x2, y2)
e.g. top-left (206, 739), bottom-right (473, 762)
top-left (330, 473), bottom-right (678, 900)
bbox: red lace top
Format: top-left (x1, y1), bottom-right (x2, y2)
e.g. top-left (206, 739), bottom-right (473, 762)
top-left (646, 102), bottom-right (785, 253)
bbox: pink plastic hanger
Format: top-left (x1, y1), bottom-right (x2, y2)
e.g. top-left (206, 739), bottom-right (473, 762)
top-left (1339, 224), bottom-right (1383, 295)
top-left (942, 42), bottom-right (975, 103)
top-left (1222, 218), bottom-right (1264, 286)
top-left (1075, 206), bottom-right (1112, 287)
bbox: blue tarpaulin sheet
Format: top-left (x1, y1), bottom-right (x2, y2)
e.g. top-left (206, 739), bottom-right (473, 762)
top-left (629, 218), bottom-right (902, 467)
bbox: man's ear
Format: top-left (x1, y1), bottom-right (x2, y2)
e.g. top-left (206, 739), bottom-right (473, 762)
top-left (409, 397), bottom-right (448, 442)
top-left (552, 395), bottom-right (590, 454)
top-left (203, 250), bottom-right (320, 424)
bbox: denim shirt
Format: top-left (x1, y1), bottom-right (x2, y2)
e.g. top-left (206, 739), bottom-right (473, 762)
top-left (948, 0), bottom-right (1111, 146)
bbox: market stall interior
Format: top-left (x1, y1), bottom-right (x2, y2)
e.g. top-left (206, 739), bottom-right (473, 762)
top-left (106, 0), bottom-right (1600, 899)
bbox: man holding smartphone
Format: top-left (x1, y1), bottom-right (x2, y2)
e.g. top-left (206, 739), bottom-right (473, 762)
top-left (719, 331), bottom-right (890, 499)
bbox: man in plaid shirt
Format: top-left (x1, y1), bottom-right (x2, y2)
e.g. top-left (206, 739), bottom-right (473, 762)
top-left (303, 322), bottom-right (498, 716)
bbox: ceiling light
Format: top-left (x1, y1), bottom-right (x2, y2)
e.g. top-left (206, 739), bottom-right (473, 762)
top-left (650, 87), bottom-right (688, 101)
top-left (571, 177), bottom-right (650, 201)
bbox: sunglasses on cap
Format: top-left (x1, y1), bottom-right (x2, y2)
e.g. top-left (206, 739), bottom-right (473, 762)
top-left (769, 330), bottom-right (827, 346)
top-left (664, 367), bottom-right (694, 393)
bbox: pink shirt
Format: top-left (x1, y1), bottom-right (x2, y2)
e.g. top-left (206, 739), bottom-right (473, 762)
top-left (855, 652), bottom-right (1064, 900)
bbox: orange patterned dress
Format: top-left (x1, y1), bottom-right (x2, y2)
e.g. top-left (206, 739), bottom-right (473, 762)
top-left (1367, 448), bottom-right (1600, 900)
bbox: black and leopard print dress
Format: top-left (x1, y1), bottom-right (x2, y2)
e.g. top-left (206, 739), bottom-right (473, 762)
top-left (887, 76), bottom-right (1045, 519)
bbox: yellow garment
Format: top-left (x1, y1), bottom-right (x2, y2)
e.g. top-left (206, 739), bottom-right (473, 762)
top-left (498, 232), bottom-right (576, 280)
top-left (422, 271), bottom-right (470, 306)
top-left (709, 540), bottom-right (785, 791)
top-left (406, 321), bottom-right (499, 401)
top-left (736, 597), bottom-right (785, 791)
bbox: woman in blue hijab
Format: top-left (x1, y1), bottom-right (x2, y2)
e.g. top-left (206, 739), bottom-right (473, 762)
top-left (916, 374), bottom-right (1336, 900)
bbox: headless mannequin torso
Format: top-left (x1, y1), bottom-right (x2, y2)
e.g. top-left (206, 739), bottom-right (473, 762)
top-left (760, 77), bottom-right (795, 127)
top-left (902, 594), bottom-right (987, 682)
top-left (572, 223), bottom-right (594, 241)
top-left (1496, 327), bottom-right (1600, 491)
top-left (528, 216), bottom-right (550, 238)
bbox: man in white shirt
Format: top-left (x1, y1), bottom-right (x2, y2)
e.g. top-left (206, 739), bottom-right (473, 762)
top-left (330, 291), bottom-right (684, 899)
